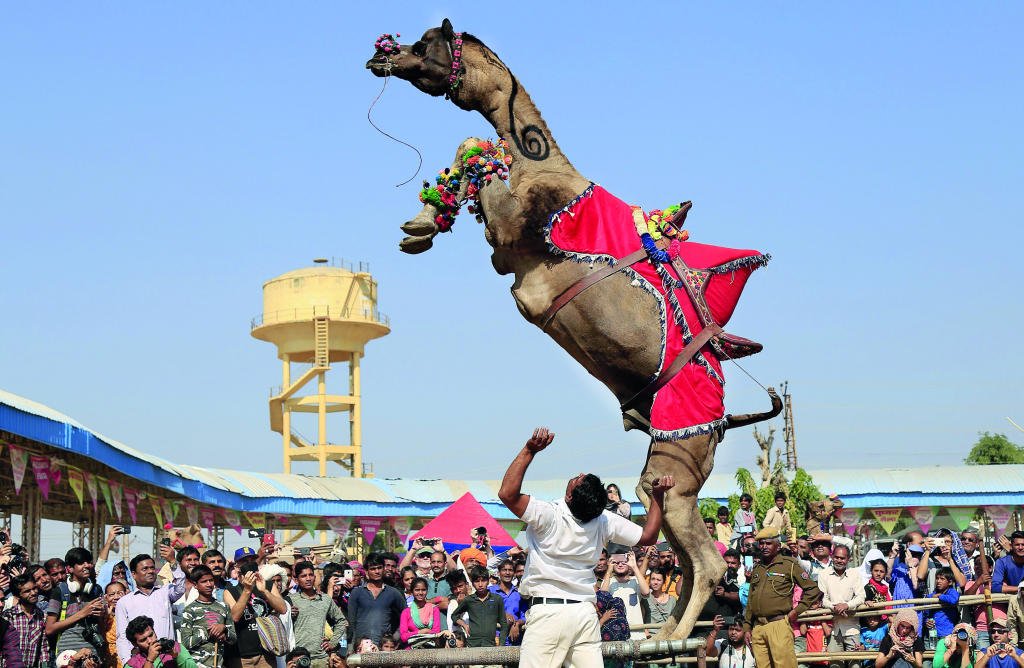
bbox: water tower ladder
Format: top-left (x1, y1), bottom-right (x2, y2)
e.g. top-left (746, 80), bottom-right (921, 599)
top-left (314, 317), bottom-right (329, 368)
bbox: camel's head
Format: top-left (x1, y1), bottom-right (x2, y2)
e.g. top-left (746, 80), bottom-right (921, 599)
top-left (366, 19), bottom-right (464, 99)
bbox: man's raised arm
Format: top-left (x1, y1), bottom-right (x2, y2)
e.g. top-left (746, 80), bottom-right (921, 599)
top-left (637, 476), bottom-right (675, 546)
top-left (498, 428), bottom-right (554, 519)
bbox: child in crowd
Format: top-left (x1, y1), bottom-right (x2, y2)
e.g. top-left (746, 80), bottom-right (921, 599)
top-left (926, 567), bottom-right (962, 648)
top-left (179, 566), bottom-right (235, 668)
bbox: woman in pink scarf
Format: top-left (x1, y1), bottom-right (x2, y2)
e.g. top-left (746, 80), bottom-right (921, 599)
top-left (399, 578), bottom-right (441, 643)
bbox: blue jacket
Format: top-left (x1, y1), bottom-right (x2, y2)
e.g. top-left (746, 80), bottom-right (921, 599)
top-left (929, 587), bottom-right (961, 637)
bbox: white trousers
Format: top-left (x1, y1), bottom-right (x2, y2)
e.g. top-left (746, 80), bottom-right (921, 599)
top-left (519, 602), bottom-right (603, 668)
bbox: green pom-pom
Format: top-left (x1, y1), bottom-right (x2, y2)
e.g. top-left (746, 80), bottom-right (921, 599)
top-left (419, 188), bottom-right (444, 208)
top-left (462, 146), bottom-right (484, 161)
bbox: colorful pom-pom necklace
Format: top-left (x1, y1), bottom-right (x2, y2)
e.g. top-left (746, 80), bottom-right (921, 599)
top-left (374, 33), bottom-right (401, 55)
top-left (418, 139), bottom-right (512, 233)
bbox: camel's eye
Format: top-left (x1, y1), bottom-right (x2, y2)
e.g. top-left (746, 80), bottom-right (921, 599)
top-left (412, 41), bottom-right (426, 57)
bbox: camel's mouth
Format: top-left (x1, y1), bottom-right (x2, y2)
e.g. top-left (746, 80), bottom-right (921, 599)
top-left (365, 57), bottom-right (392, 76)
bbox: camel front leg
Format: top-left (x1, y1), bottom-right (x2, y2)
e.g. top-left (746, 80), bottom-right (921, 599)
top-left (398, 137), bottom-right (483, 254)
top-left (636, 432), bottom-right (726, 641)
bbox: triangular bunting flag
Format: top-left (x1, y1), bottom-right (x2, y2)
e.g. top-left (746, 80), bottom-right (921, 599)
top-left (502, 521), bottom-right (523, 539)
top-left (98, 477), bottom-right (114, 516)
top-left (84, 472), bottom-right (99, 512)
top-left (870, 508), bottom-right (903, 534)
top-left (360, 518), bottom-right (383, 545)
top-left (199, 507), bottom-right (216, 532)
top-left (9, 445), bottom-right (29, 495)
top-left (221, 509), bottom-right (242, 535)
top-left (185, 503), bottom-right (199, 527)
top-left (108, 480), bottom-right (123, 521)
top-left (244, 512), bottom-right (266, 531)
top-left (161, 498), bottom-right (175, 526)
top-left (986, 506), bottom-right (1014, 533)
top-left (68, 468), bottom-right (85, 508)
top-left (325, 516), bottom-right (350, 536)
top-left (838, 508), bottom-right (862, 537)
top-left (947, 507), bottom-right (977, 531)
top-left (391, 517), bottom-right (412, 545)
top-left (30, 454), bottom-right (52, 499)
top-left (911, 507), bottom-right (935, 534)
top-left (150, 497), bottom-right (164, 528)
top-left (48, 458), bottom-right (63, 488)
top-left (298, 516), bottom-right (320, 536)
top-left (124, 488), bottom-right (139, 524)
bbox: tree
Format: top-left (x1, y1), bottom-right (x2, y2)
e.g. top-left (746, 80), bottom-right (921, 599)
top-left (964, 432), bottom-right (1024, 465)
top-left (753, 424), bottom-right (784, 488)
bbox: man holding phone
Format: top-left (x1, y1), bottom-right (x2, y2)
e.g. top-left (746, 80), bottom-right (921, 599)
top-left (976, 619), bottom-right (1024, 668)
top-left (498, 427), bottom-right (675, 668)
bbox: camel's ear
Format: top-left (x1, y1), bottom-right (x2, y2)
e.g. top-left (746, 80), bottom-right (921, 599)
top-left (441, 18), bottom-right (456, 41)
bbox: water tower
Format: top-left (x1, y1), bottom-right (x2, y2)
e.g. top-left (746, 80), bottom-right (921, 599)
top-left (251, 259), bottom-right (390, 477)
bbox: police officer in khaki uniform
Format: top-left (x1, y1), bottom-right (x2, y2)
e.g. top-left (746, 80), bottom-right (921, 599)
top-left (743, 526), bottom-right (820, 668)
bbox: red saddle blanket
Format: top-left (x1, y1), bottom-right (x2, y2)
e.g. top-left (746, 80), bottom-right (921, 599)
top-left (545, 185), bottom-right (769, 440)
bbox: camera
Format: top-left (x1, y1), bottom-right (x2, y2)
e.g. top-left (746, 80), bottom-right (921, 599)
top-left (0, 530), bottom-right (8, 544)
top-left (446, 635), bottom-right (458, 648)
top-left (295, 656), bottom-right (311, 668)
top-left (157, 638), bottom-right (176, 654)
top-left (956, 630), bottom-right (969, 641)
top-left (71, 651), bottom-right (98, 667)
top-left (81, 621), bottom-right (107, 652)
top-left (722, 616), bottom-right (736, 627)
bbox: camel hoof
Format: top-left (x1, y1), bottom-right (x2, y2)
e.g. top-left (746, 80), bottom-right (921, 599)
top-left (399, 235), bottom-right (434, 254)
top-left (401, 218), bottom-right (439, 236)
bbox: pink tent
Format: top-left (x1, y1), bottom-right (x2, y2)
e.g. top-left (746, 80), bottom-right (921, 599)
top-left (409, 492), bottom-right (518, 552)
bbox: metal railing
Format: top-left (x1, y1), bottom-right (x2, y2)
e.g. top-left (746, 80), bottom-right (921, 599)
top-left (251, 304), bottom-right (390, 329)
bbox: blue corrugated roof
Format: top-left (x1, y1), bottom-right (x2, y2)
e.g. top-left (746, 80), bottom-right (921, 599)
top-left (2, 389), bottom-right (1019, 517)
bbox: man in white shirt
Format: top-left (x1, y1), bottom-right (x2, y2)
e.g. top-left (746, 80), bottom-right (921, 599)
top-left (817, 544), bottom-right (865, 661)
top-left (498, 427), bottom-right (675, 668)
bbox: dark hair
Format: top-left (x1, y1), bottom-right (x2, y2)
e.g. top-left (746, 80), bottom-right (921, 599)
top-left (320, 563), bottom-right (343, 593)
top-left (468, 566), bottom-right (489, 582)
top-left (798, 534), bottom-right (809, 541)
top-left (774, 491), bottom-right (787, 501)
top-left (105, 581), bottom-right (127, 594)
top-left (44, 558), bottom-right (66, 572)
top-left (647, 568), bottom-right (668, 582)
top-left (497, 559), bottom-right (514, 571)
top-left (444, 570), bottom-right (467, 589)
top-left (239, 560), bottom-right (259, 576)
top-left (717, 506), bottom-right (729, 517)
top-left (739, 493), bottom-right (753, 503)
top-left (382, 552), bottom-right (399, 564)
top-left (65, 547), bottom-right (94, 568)
top-left (364, 552), bottom-right (386, 569)
top-left (201, 549), bottom-right (225, 564)
top-left (567, 473), bottom-right (606, 522)
top-left (411, 577), bottom-right (428, 591)
top-left (293, 561), bottom-right (315, 577)
top-left (1011, 531), bottom-right (1024, 543)
top-left (723, 549), bottom-right (741, 561)
top-left (188, 565), bottom-right (213, 583)
top-left (601, 549), bottom-right (608, 558)
top-left (130, 554), bottom-right (154, 574)
top-left (935, 567), bottom-right (955, 582)
top-left (29, 564), bottom-right (46, 578)
top-left (286, 648), bottom-right (310, 662)
top-left (961, 529), bottom-right (980, 540)
top-left (868, 559), bottom-right (888, 572)
top-left (11, 574), bottom-right (34, 595)
top-left (126, 615), bottom-right (154, 643)
top-left (703, 517), bottom-right (715, 525)
top-left (176, 546), bottom-right (200, 563)
top-left (606, 483), bottom-right (621, 494)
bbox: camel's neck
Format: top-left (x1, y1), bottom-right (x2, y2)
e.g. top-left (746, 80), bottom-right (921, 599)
top-left (458, 47), bottom-right (583, 184)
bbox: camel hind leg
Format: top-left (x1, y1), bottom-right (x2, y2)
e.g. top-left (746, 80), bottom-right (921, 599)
top-left (636, 430), bottom-right (726, 641)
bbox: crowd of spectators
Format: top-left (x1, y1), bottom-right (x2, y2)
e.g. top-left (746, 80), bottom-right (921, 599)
top-left (2, 488), bottom-right (1024, 668)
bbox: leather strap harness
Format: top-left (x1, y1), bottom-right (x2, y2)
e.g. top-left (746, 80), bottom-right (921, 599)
top-left (538, 249), bottom-right (649, 331)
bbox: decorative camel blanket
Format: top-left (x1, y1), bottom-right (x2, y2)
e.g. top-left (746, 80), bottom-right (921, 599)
top-left (545, 185), bottom-right (769, 440)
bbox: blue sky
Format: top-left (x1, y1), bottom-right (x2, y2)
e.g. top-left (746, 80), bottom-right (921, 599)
top-left (2, 2), bottom-right (1022, 494)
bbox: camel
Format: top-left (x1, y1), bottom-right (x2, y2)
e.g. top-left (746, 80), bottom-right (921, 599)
top-left (367, 20), bottom-right (782, 640)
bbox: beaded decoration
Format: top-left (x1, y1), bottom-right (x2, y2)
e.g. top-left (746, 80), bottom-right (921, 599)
top-left (374, 33), bottom-right (401, 55)
top-left (419, 139), bottom-right (512, 233)
top-left (447, 33), bottom-right (464, 97)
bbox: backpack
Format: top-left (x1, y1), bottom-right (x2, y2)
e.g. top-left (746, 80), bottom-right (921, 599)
top-left (57, 581), bottom-right (105, 650)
